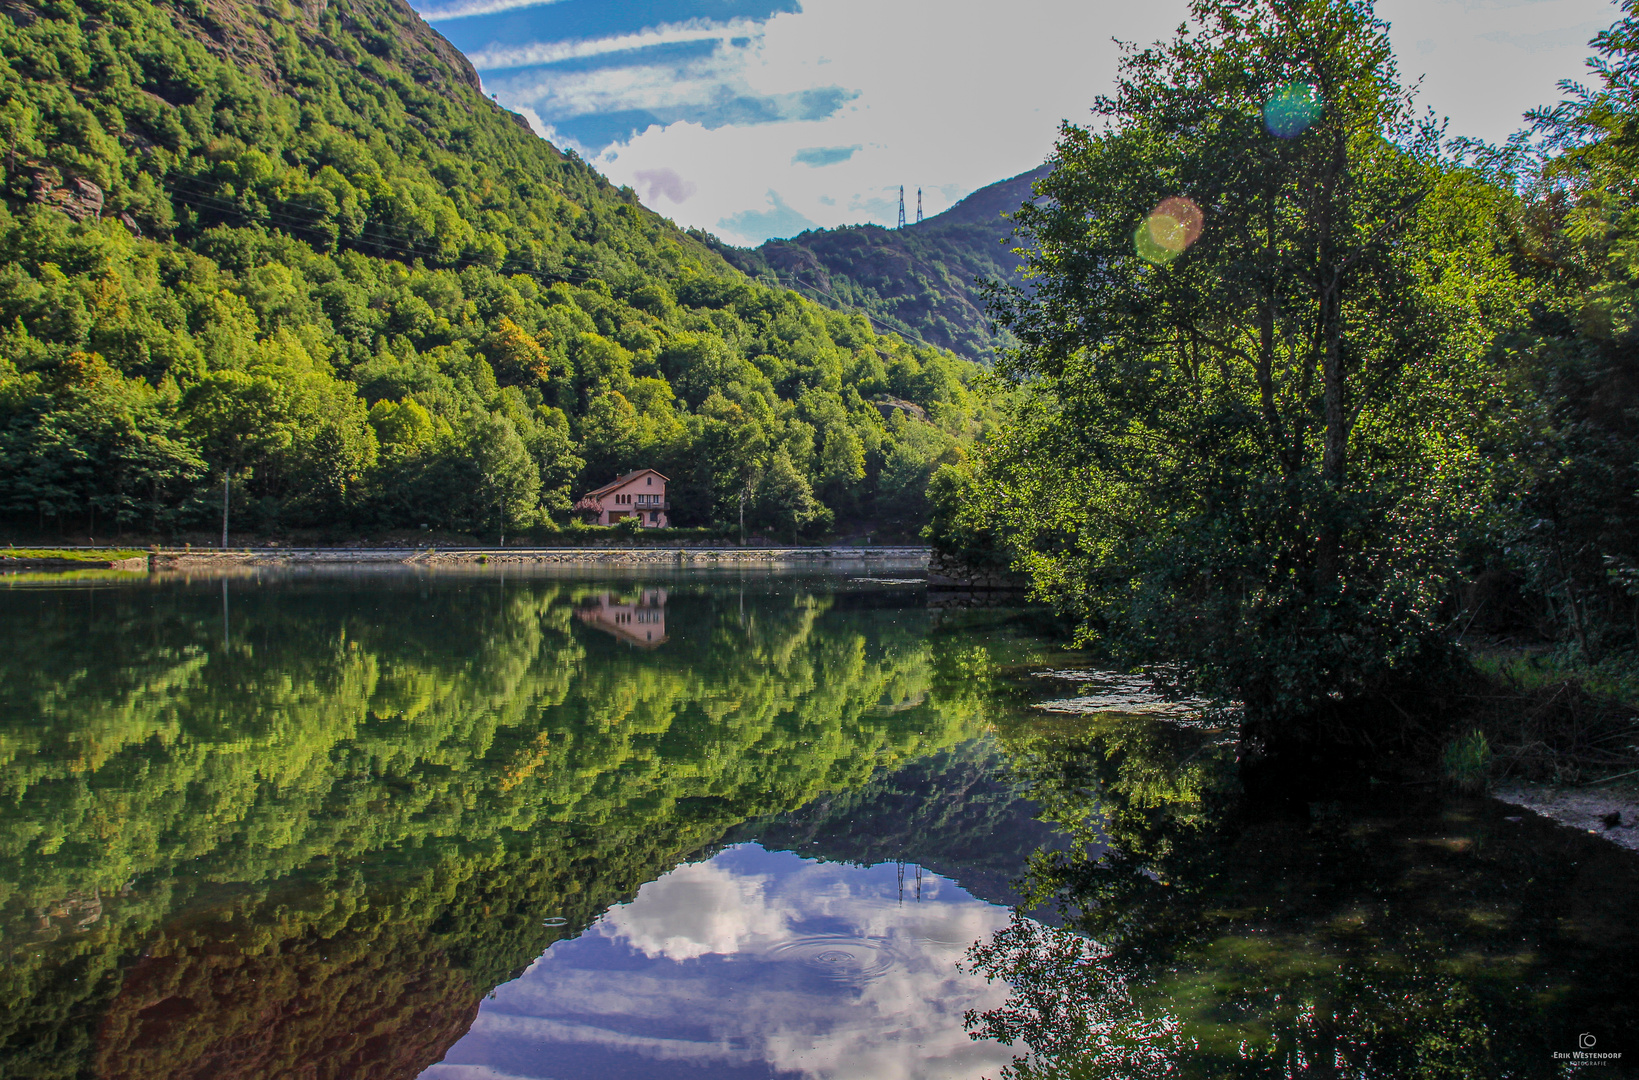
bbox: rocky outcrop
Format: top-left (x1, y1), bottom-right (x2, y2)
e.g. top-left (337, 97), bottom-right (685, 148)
top-left (872, 397), bottom-right (927, 423)
top-left (26, 165), bottom-right (104, 222)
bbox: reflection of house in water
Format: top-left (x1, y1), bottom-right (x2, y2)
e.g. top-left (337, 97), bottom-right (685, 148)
top-left (575, 590), bottom-right (669, 648)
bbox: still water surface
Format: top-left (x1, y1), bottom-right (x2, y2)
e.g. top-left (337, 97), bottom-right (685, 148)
top-left (1, 568), bottom-right (1635, 1078)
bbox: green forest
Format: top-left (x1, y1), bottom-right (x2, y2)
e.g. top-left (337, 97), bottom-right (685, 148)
top-left (0, 576), bottom-right (990, 1078)
top-left (931, 0), bottom-right (1639, 757)
top-left (717, 166), bottom-right (1049, 365)
top-left (0, 0), bottom-right (992, 544)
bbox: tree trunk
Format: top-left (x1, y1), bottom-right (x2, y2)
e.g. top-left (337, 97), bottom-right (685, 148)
top-left (1315, 126), bottom-right (1349, 588)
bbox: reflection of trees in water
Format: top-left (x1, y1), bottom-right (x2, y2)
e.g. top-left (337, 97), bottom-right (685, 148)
top-left (0, 578), bottom-right (988, 1079)
top-left (969, 712), bottom-right (1639, 1079)
top-left (732, 739), bottom-right (1066, 910)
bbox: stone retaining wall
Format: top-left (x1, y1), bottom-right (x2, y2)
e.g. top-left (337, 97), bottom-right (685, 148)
top-left (150, 547), bottom-right (931, 570)
top-left (925, 549), bottom-right (1028, 590)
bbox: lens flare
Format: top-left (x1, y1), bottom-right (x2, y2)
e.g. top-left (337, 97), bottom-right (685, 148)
top-left (1134, 196), bottom-right (1204, 265)
top-left (1263, 83), bottom-right (1322, 138)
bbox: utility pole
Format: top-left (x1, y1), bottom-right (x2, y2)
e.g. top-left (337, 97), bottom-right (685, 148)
top-left (916, 187), bottom-right (922, 224)
top-left (897, 185), bottom-right (905, 229)
top-left (221, 476), bottom-right (229, 549)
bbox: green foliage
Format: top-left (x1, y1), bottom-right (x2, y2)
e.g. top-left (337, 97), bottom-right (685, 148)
top-left (0, 0), bottom-right (992, 540)
top-left (1452, 0), bottom-right (1639, 669)
top-left (923, 460), bottom-right (1009, 566)
top-left (957, 0), bottom-right (1531, 739)
top-left (748, 446), bottom-right (832, 541)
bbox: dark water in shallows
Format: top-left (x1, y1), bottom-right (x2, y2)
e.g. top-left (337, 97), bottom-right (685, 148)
top-left (1, 569), bottom-right (1636, 1080)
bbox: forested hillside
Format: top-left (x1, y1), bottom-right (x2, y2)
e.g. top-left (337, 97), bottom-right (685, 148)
top-left (717, 166), bottom-right (1049, 363)
top-left (0, 0), bottom-right (991, 542)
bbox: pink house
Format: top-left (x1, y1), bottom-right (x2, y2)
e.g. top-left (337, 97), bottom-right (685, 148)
top-left (575, 469), bottom-right (670, 527)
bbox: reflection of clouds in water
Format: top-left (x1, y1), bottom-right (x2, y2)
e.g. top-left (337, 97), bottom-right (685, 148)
top-left (423, 845), bottom-right (1019, 1080)
top-left (602, 859), bottom-right (791, 960)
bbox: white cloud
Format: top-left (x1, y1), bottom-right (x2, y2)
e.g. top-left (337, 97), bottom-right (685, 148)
top-left (449, 0), bottom-right (1622, 245)
top-left (633, 167), bottom-right (698, 204)
top-left (417, 0), bottom-right (565, 23)
top-left (600, 859), bottom-right (792, 960)
top-left (561, 0), bottom-right (1188, 244)
top-left (468, 18), bottom-right (764, 73)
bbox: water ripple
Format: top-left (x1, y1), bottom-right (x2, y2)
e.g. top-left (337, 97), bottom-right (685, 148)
top-left (766, 935), bottom-right (896, 984)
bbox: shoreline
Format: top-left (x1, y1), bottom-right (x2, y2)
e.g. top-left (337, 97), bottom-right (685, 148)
top-left (0, 555), bottom-right (148, 571)
top-left (1492, 782), bottom-right (1639, 853)
top-left (142, 546), bottom-right (934, 570)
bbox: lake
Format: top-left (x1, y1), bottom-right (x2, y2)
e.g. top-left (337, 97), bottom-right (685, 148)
top-left (1, 568), bottom-right (1634, 1079)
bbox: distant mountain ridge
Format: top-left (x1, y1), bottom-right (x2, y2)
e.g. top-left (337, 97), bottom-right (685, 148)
top-left (710, 165), bottom-right (1051, 363)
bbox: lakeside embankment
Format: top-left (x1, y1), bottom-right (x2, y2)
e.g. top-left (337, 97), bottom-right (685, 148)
top-left (70, 546), bottom-right (934, 570)
top-left (0, 550), bottom-right (149, 570)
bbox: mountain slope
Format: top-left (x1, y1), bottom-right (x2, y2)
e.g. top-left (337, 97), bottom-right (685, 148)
top-left (715, 165), bottom-right (1050, 363)
top-left (0, 0), bottom-right (990, 540)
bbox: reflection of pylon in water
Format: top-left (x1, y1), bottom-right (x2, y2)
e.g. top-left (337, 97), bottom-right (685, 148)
top-left (897, 186), bottom-right (906, 229)
top-left (895, 861), bottom-right (923, 903)
top-left (916, 187), bottom-right (923, 224)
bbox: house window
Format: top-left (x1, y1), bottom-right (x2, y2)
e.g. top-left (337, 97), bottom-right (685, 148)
top-left (647, 476), bottom-right (653, 486)
top-left (649, 512), bottom-right (658, 523)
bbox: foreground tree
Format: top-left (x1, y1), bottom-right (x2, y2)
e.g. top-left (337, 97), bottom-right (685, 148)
top-left (981, 0), bottom-right (1529, 745)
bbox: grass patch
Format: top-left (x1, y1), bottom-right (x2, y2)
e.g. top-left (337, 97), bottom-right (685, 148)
top-left (1470, 648), bottom-right (1639, 706)
top-left (1440, 730), bottom-right (1493, 793)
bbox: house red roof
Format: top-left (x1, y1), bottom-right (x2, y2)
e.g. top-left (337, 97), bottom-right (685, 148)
top-left (579, 469), bottom-right (669, 501)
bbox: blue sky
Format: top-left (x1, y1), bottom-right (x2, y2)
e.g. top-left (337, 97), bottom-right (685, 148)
top-left (413, 0), bottom-right (1624, 246)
